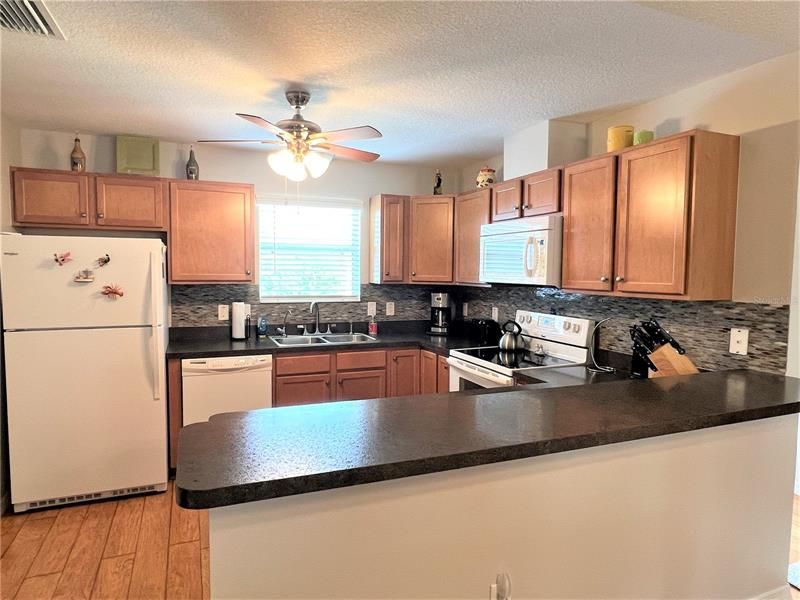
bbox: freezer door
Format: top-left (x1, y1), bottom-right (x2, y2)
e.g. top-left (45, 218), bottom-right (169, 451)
top-left (4, 327), bottom-right (167, 506)
top-left (1, 235), bottom-right (165, 329)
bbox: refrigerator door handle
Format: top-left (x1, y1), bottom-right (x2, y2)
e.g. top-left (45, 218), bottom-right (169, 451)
top-left (149, 250), bottom-right (163, 401)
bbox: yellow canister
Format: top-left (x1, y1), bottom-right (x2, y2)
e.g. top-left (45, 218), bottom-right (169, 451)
top-left (607, 125), bottom-right (634, 152)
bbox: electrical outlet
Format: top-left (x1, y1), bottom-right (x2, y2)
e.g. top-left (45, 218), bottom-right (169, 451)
top-left (386, 302), bottom-right (395, 316)
top-left (491, 306), bottom-right (499, 321)
top-left (463, 302), bottom-right (469, 317)
top-left (367, 301), bottom-right (377, 317)
top-left (218, 304), bottom-right (229, 320)
top-left (729, 328), bottom-right (749, 355)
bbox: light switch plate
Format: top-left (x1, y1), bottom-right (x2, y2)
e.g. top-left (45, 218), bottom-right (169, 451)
top-left (218, 304), bottom-right (229, 320)
top-left (386, 302), bottom-right (395, 316)
top-left (729, 328), bottom-right (749, 355)
top-left (367, 301), bottom-right (377, 317)
top-left (491, 306), bottom-right (499, 321)
top-left (463, 302), bottom-right (469, 317)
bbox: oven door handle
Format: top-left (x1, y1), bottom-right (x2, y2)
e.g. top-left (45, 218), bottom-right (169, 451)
top-left (446, 357), bottom-right (515, 386)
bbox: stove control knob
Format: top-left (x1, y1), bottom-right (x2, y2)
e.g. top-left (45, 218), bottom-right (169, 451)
top-left (563, 322), bottom-right (571, 331)
top-left (573, 324), bottom-right (581, 334)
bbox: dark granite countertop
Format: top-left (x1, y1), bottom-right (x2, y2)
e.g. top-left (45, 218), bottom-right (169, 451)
top-left (176, 370), bottom-right (800, 509)
top-left (166, 325), bottom-right (482, 359)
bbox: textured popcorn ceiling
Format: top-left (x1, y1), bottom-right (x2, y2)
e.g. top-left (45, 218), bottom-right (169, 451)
top-left (1, 1), bottom-right (797, 164)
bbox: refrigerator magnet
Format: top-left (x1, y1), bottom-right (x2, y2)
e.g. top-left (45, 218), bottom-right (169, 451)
top-left (101, 284), bottom-right (124, 299)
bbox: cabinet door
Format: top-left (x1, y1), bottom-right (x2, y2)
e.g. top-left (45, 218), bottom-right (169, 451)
top-left (615, 137), bottom-right (690, 295)
top-left (387, 349), bottom-right (420, 397)
top-left (561, 157), bottom-right (617, 291)
top-left (491, 180), bottom-right (522, 221)
top-left (274, 373), bottom-right (332, 407)
top-left (169, 181), bottom-right (255, 283)
top-left (95, 176), bottom-right (165, 229)
top-left (454, 189), bottom-right (490, 284)
top-left (13, 169), bottom-right (89, 226)
top-left (522, 169), bottom-right (561, 216)
top-left (437, 356), bottom-right (450, 393)
top-left (420, 350), bottom-right (438, 394)
top-left (409, 196), bottom-right (454, 283)
top-left (381, 195), bottom-right (406, 282)
top-left (336, 369), bottom-right (386, 401)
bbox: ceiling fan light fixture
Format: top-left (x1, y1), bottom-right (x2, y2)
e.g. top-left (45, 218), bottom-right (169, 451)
top-left (285, 158), bottom-right (308, 182)
top-left (304, 150), bottom-right (333, 179)
top-left (267, 148), bottom-right (294, 177)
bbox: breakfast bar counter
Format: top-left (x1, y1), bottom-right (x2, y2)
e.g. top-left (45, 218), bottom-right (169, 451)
top-left (176, 370), bottom-right (800, 599)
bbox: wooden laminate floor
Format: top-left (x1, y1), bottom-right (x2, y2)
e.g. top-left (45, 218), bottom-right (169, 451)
top-left (0, 482), bottom-right (208, 600)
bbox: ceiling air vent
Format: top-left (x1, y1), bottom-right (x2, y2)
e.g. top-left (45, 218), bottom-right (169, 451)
top-left (1, 0), bottom-right (64, 39)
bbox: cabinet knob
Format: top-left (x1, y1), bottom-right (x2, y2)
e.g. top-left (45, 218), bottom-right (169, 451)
top-left (246, 270), bottom-right (252, 275)
top-left (338, 379), bottom-right (343, 385)
top-left (384, 272), bottom-right (389, 276)
top-left (80, 212), bottom-right (87, 218)
top-left (615, 276), bottom-right (625, 282)
top-left (600, 276), bottom-right (609, 282)
top-left (393, 356), bottom-right (398, 362)
top-left (513, 205), bottom-right (519, 210)
top-left (325, 379), bottom-right (330, 386)
top-left (411, 272), bottom-right (416, 276)
top-left (97, 213), bottom-right (104, 219)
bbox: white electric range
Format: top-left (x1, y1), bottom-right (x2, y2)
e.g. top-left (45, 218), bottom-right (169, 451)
top-left (447, 310), bottom-right (596, 390)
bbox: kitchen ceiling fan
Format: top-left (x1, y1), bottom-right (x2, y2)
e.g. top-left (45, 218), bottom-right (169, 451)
top-left (198, 90), bottom-right (382, 182)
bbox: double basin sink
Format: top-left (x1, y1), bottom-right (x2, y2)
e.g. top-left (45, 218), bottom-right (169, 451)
top-left (270, 333), bottom-right (377, 347)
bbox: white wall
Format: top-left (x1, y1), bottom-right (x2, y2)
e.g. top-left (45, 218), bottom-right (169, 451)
top-left (503, 120), bottom-right (550, 180)
top-left (586, 51), bottom-right (800, 304)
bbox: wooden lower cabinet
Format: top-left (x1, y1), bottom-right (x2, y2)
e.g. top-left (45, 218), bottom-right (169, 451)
top-left (420, 350), bottom-right (438, 394)
top-left (437, 355), bottom-right (450, 393)
top-left (336, 369), bottom-right (387, 401)
top-left (387, 349), bottom-right (421, 397)
top-left (274, 373), bottom-right (332, 407)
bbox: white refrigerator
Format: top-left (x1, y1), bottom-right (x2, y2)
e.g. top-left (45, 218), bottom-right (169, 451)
top-left (1, 234), bottom-right (168, 512)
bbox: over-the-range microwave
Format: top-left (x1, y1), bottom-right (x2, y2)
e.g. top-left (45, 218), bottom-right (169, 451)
top-left (479, 215), bottom-right (562, 286)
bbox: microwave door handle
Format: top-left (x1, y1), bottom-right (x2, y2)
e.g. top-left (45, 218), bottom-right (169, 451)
top-left (523, 237), bottom-right (533, 276)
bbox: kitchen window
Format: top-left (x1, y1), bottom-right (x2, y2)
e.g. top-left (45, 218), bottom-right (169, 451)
top-left (257, 198), bottom-right (362, 302)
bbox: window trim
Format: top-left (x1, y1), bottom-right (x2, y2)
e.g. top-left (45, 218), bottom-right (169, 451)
top-left (256, 194), bottom-right (365, 304)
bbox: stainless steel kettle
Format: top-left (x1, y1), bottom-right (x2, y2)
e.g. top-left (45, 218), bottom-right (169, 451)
top-left (498, 320), bottom-right (522, 351)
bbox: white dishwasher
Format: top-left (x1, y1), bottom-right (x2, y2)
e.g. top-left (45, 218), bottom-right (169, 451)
top-left (181, 355), bottom-right (273, 426)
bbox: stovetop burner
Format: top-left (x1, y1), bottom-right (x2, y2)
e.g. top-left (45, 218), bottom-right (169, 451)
top-left (455, 346), bottom-right (575, 369)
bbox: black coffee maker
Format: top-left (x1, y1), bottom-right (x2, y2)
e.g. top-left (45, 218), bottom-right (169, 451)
top-left (429, 292), bottom-right (453, 336)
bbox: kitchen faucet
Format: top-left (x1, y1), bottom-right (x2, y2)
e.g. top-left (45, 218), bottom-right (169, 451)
top-left (277, 309), bottom-right (292, 337)
top-left (309, 301), bottom-right (321, 335)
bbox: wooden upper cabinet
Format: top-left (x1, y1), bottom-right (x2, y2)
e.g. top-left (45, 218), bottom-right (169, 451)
top-left (561, 156), bottom-right (617, 291)
top-left (408, 195), bottom-right (454, 283)
top-left (420, 350), bottom-right (438, 394)
top-left (491, 179), bottom-right (522, 221)
top-left (387, 349), bottom-right (420, 397)
top-left (522, 168), bottom-right (561, 216)
top-left (13, 168), bottom-right (90, 226)
top-left (370, 194), bottom-right (407, 283)
top-left (95, 176), bottom-right (165, 229)
top-left (615, 137), bottom-right (690, 295)
top-left (454, 189), bottom-right (490, 284)
top-left (336, 369), bottom-right (386, 401)
top-left (169, 180), bottom-right (255, 284)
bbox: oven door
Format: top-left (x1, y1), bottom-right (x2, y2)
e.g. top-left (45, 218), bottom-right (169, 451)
top-left (446, 357), bottom-right (515, 391)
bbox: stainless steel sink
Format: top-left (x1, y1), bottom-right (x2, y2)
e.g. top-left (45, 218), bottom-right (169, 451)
top-left (321, 334), bottom-right (376, 343)
top-left (270, 336), bottom-right (330, 346)
top-left (270, 333), bottom-right (376, 346)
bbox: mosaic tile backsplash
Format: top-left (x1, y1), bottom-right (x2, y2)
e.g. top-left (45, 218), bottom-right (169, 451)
top-left (171, 283), bottom-right (791, 374)
top-left (458, 285), bottom-right (791, 374)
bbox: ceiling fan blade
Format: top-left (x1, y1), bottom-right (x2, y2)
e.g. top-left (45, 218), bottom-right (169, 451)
top-left (317, 143), bottom-right (380, 162)
top-left (309, 125), bottom-right (382, 143)
top-left (235, 113), bottom-right (292, 140)
top-left (197, 139), bottom-right (281, 144)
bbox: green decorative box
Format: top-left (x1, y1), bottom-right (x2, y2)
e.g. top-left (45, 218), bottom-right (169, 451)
top-left (116, 135), bottom-right (160, 176)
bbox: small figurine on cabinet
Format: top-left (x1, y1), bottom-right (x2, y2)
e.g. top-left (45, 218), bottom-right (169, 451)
top-left (433, 169), bottom-right (442, 195)
top-left (71, 134), bottom-right (86, 172)
top-left (186, 146), bottom-right (199, 180)
top-left (476, 166), bottom-right (495, 188)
